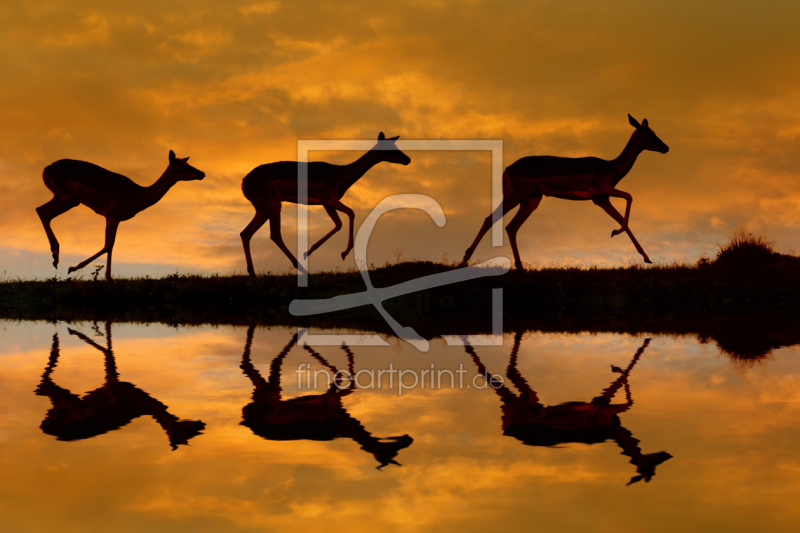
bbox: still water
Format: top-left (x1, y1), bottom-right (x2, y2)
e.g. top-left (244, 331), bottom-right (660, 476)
top-left (1, 321), bottom-right (799, 532)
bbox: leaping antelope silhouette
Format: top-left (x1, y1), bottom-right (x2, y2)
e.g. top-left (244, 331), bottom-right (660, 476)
top-left (460, 115), bottom-right (668, 269)
top-left (36, 151), bottom-right (205, 281)
top-left (240, 132), bottom-right (410, 276)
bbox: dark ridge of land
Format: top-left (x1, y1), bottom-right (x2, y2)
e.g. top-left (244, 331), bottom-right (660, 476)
top-left (2, 259), bottom-right (800, 359)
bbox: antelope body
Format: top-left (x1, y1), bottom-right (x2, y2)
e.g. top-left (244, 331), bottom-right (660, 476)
top-left (240, 132), bottom-right (410, 276)
top-left (36, 150), bottom-right (205, 280)
top-left (460, 115), bottom-right (669, 269)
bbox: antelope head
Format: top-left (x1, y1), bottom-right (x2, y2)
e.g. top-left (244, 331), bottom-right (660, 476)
top-left (375, 132), bottom-right (411, 166)
top-left (628, 115), bottom-right (669, 154)
top-left (168, 149), bottom-right (206, 180)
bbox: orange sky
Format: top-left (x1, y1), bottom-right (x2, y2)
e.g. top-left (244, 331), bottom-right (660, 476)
top-left (1, 1), bottom-right (799, 278)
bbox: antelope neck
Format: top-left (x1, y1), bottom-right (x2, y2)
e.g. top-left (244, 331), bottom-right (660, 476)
top-left (610, 131), bottom-right (645, 185)
top-left (342, 149), bottom-right (383, 187)
top-left (138, 169), bottom-right (179, 211)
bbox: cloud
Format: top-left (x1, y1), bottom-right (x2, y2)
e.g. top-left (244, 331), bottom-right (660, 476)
top-left (239, 1), bottom-right (281, 17)
top-left (42, 12), bottom-right (110, 47)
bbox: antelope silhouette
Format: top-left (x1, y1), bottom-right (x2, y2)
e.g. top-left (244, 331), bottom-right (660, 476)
top-left (240, 132), bottom-right (411, 276)
top-left (36, 151), bottom-right (205, 280)
top-left (465, 334), bottom-right (671, 485)
top-left (460, 115), bottom-right (668, 269)
top-left (35, 322), bottom-right (205, 450)
top-left (239, 326), bottom-right (413, 469)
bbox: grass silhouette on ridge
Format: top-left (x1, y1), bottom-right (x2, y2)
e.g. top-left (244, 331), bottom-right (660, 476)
top-left (714, 225), bottom-right (776, 268)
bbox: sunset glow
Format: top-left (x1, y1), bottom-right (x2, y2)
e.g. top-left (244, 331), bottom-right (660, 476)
top-left (2, 1), bottom-right (799, 278)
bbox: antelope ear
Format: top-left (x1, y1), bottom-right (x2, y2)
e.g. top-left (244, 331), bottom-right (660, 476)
top-left (388, 135), bottom-right (400, 142)
top-left (169, 150), bottom-right (176, 163)
top-left (628, 114), bottom-right (641, 129)
top-left (641, 118), bottom-right (649, 127)
top-left (378, 132), bottom-right (386, 140)
top-left (182, 157), bottom-right (190, 162)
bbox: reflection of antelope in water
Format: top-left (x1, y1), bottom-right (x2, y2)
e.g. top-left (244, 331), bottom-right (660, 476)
top-left (466, 334), bottom-right (671, 485)
top-left (239, 326), bottom-right (413, 469)
top-left (35, 322), bottom-right (205, 450)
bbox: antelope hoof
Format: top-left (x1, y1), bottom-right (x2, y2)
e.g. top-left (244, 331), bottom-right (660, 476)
top-left (644, 257), bottom-right (652, 264)
top-left (303, 251), bottom-right (309, 259)
top-left (67, 266), bottom-right (76, 275)
top-left (341, 251), bottom-right (349, 260)
top-left (515, 261), bottom-right (524, 271)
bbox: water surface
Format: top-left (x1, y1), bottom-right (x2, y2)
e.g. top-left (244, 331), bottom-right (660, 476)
top-left (2, 321), bottom-right (799, 532)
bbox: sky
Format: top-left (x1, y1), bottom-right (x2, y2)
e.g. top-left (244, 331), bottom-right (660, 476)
top-left (1, 0), bottom-right (799, 278)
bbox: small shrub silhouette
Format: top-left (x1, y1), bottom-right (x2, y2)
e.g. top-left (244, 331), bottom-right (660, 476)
top-left (714, 226), bottom-right (775, 269)
top-left (90, 265), bottom-right (104, 282)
